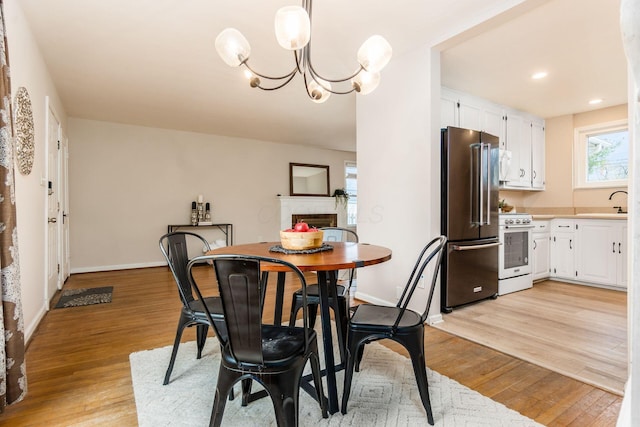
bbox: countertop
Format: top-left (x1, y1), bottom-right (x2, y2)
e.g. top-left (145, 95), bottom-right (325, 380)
top-left (531, 213), bottom-right (628, 220)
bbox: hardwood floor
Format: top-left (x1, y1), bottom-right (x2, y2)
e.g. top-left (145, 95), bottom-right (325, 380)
top-left (1, 268), bottom-right (622, 426)
top-left (432, 280), bottom-right (627, 396)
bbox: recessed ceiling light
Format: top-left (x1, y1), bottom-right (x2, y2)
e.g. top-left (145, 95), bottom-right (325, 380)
top-left (589, 98), bottom-right (603, 105)
top-left (531, 71), bottom-right (548, 80)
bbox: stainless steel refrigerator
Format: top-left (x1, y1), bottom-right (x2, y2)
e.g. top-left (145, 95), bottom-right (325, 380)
top-left (441, 126), bottom-right (500, 312)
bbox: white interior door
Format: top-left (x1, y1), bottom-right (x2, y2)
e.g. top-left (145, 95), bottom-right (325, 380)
top-left (61, 132), bottom-right (70, 282)
top-left (46, 99), bottom-right (61, 306)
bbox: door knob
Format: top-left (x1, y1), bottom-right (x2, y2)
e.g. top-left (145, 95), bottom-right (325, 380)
top-left (48, 218), bottom-right (57, 223)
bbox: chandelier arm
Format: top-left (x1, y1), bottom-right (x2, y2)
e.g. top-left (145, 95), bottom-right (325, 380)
top-left (302, 70), bottom-right (316, 100)
top-left (255, 72), bottom-right (298, 91)
top-left (306, 63), bottom-right (357, 95)
top-left (307, 62), bottom-right (364, 83)
top-left (243, 61), bottom-right (298, 81)
top-left (294, 49), bottom-right (305, 74)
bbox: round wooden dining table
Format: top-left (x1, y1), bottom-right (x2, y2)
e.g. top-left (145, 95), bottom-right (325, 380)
top-left (207, 241), bottom-right (392, 414)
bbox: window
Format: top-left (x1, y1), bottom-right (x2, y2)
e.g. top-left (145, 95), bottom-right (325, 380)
top-left (574, 120), bottom-right (628, 188)
top-left (345, 161), bottom-right (357, 226)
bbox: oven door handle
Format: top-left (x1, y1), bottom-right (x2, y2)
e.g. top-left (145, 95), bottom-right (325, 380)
top-left (452, 242), bottom-right (501, 251)
top-left (503, 225), bottom-right (535, 229)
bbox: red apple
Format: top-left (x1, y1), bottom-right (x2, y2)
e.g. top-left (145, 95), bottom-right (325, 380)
top-left (294, 222), bottom-right (309, 232)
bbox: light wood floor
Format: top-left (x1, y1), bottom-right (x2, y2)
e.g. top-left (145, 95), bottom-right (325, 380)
top-left (432, 280), bottom-right (627, 396)
top-left (1, 268), bottom-right (622, 426)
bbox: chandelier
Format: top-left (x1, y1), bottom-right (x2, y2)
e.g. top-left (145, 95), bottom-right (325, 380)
top-left (215, 0), bottom-right (392, 103)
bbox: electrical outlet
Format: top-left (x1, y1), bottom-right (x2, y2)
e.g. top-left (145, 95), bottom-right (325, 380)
top-left (417, 274), bottom-right (425, 289)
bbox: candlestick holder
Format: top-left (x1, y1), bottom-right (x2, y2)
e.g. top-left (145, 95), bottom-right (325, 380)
top-left (190, 201), bottom-right (197, 226)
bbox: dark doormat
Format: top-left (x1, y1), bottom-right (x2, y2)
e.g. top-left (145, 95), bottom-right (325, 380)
top-left (54, 286), bottom-right (113, 308)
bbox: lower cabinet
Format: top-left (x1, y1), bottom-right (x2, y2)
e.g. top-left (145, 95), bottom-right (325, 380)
top-left (575, 219), bottom-right (627, 289)
top-left (550, 219), bottom-right (575, 280)
top-left (532, 220), bottom-right (550, 281)
top-left (549, 218), bottom-right (627, 289)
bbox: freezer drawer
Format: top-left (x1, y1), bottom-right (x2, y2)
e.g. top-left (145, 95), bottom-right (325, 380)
top-left (441, 240), bottom-right (499, 312)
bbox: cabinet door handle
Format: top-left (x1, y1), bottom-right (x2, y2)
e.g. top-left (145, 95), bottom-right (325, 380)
top-left (613, 242), bottom-right (616, 253)
top-left (533, 170), bottom-right (537, 179)
top-left (569, 239), bottom-right (572, 249)
top-left (533, 241), bottom-right (537, 250)
top-left (619, 242), bottom-right (621, 254)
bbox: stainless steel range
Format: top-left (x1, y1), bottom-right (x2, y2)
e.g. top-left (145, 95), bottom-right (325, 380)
top-left (498, 213), bottom-right (534, 295)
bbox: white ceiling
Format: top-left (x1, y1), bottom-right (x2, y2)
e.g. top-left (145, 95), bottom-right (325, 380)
top-left (17, 0), bottom-right (627, 152)
top-left (440, 0), bottom-right (627, 119)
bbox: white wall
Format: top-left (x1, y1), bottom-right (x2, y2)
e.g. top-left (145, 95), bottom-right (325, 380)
top-left (354, 46), bottom-right (442, 317)
top-left (67, 118), bottom-right (355, 272)
top-left (5, 2), bottom-right (68, 341)
top-left (353, 0), bottom-right (535, 321)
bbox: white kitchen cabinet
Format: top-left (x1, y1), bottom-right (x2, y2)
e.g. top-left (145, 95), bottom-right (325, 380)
top-left (575, 219), bottom-right (627, 288)
top-left (619, 223), bottom-right (627, 288)
top-left (502, 113), bottom-right (545, 190)
top-left (441, 87), bottom-right (459, 129)
top-left (532, 220), bottom-right (550, 281)
top-left (441, 87), bottom-right (544, 190)
top-left (550, 219), bottom-right (575, 280)
top-left (440, 87), bottom-right (505, 146)
top-left (531, 119), bottom-right (545, 189)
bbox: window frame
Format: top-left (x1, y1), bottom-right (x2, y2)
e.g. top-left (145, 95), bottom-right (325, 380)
top-left (573, 119), bottom-right (628, 189)
top-left (344, 161), bottom-right (357, 226)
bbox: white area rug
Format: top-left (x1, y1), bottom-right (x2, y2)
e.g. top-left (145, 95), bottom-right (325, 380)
top-left (130, 340), bottom-right (543, 426)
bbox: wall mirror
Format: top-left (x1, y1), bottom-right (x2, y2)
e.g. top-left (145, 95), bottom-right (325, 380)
top-left (289, 163), bottom-right (330, 196)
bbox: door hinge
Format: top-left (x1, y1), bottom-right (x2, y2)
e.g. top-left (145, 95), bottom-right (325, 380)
top-left (57, 264), bottom-right (60, 274)
top-left (57, 140), bottom-right (60, 150)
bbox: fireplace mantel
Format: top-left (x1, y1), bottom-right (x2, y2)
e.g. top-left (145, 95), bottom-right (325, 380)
top-left (278, 196), bottom-right (347, 231)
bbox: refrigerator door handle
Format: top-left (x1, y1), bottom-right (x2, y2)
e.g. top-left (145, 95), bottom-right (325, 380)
top-left (483, 142), bottom-right (491, 225)
top-left (471, 143), bottom-right (481, 226)
top-left (479, 143), bottom-right (484, 225)
top-left (451, 242), bottom-right (501, 251)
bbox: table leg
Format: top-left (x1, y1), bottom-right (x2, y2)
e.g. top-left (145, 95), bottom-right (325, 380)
top-left (317, 270), bottom-right (339, 414)
top-left (273, 272), bottom-right (286, 326)
top-left (326, 271), bottom-right (346, 363)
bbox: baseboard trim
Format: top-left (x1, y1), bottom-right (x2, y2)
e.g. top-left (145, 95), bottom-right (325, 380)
top-left (352, 291), bottom-right (394, 307)
top-left (25, 304), bottom-right (47, 344)
top-left (427, 313), bottom-right (443, 325)
top-left (71, 261), bottom-right (166, 274)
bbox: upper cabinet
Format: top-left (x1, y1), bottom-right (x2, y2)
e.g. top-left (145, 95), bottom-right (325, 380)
top-left (531, 119), bottom-right (545, 190)
top-left (440, 88), bottom-right (505, 148)
top-left (441, 87), bottom-right (545, 191)
top-left (503, 113), bottom-right (545, 190)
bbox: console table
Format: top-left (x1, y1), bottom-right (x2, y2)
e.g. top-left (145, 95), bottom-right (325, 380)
top-left (167, 223), bottom-right (233, 246)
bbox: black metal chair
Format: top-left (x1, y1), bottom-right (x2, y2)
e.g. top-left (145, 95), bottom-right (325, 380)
top-left (288, 227), bottom-right (358, 357)
top-left (198, 254), bottom-right (328, 427)
top-left (340, 236), bottom-right (447, 425)
top-left (159, 231), bottom-right (228, 385)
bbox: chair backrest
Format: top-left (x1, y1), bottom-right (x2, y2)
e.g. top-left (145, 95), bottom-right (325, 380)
top-left (194, 254), bottom-right (311, 367)
top-left (321, 227), bottom-right (359, 286)
top-left (321, 227), bottom-right (358, 244)
top-left (159, 231), bottom-right (211, 309)
top-left (394, 236), bottom-right (447, 328)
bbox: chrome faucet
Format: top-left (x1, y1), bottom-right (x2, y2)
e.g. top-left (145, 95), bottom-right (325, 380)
top-left (608, 190), bottom-right (628, 213)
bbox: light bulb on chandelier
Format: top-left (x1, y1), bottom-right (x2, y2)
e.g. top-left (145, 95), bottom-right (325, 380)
top-left (215, 0), bottom-right (392, 102)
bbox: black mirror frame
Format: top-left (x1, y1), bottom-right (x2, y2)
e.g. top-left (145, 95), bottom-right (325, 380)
top-left (289, 163), bottom-right (330, 197)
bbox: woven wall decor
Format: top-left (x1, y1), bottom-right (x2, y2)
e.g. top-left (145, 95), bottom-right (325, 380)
top-left (14, 86), bottom-right (35, 175)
